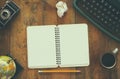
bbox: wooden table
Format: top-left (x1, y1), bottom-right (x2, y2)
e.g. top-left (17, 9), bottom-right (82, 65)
top-left (0, 0), bottom-right (120, 79)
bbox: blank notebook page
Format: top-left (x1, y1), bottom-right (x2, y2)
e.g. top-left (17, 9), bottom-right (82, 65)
top-left (27, 25), bottom-right (57, 68)
top-left (59, 24), bottom-right (89, 67)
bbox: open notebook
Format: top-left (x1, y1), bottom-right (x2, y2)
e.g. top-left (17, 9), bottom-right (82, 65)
top-left (27, 24), bottom-right (89, 69)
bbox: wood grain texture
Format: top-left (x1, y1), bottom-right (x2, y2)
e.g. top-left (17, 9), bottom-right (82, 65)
top-left (0, 0), bottom-right (120, 79)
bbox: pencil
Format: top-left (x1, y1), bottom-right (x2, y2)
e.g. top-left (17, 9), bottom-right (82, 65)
top-left (38, 69), bottom-right (81, 73)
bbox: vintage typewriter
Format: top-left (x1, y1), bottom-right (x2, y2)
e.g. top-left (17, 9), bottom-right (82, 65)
top-left (73, 0), bottom-right (120, 42)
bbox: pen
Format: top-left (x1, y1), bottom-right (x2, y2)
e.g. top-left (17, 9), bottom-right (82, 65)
top-left (38, 69), bottom-right (81, 73)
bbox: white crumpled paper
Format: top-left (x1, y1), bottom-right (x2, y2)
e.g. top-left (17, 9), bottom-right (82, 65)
top-left (56, 1), bottom-right (68, 18)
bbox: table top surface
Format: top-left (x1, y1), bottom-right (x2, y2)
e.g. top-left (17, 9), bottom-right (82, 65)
top-left (0, 0), bottom-right (120, 79)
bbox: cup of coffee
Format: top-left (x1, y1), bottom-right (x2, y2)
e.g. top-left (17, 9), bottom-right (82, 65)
top-left (100, 48), bottom-right (118, 69)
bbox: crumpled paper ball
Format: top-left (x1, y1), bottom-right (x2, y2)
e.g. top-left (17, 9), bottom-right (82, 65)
top-left (56, 1), bottom-right (68, 18)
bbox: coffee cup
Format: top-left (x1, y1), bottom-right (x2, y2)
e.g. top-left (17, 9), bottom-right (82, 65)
top-left (100, 48), bottom-right (118, 69)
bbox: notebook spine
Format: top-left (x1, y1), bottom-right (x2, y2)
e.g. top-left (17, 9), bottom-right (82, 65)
top-left (55, 26), bottom-right (61, 65)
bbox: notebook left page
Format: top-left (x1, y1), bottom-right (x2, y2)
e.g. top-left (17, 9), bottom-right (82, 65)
top-left (27, 25), bottom-right (57, 68)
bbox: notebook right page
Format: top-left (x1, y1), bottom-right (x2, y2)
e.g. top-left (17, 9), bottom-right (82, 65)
top-left (59, 24), bottom-right (89, 67)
